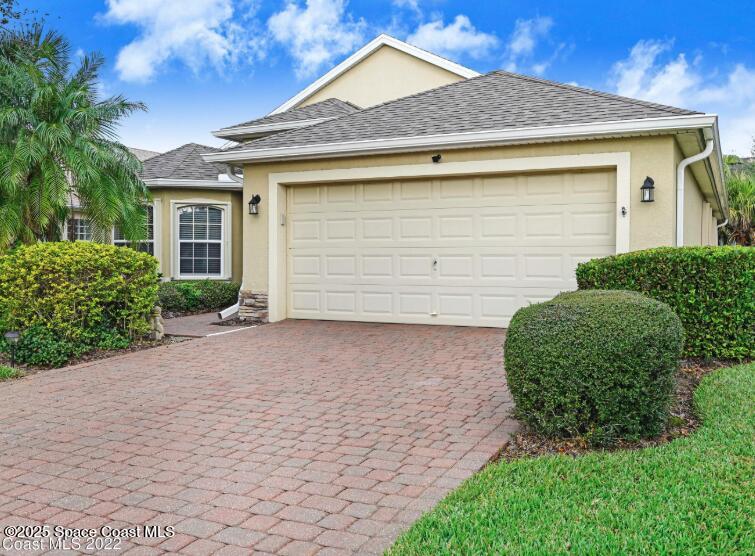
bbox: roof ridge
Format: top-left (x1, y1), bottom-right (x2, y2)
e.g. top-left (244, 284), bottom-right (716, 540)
top-left (492, 70), bottom-right (699, 116)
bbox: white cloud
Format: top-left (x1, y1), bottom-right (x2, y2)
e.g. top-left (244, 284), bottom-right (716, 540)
top-left (406, 15), bottom-right (498, 60)
top-left (392, 0), bottom-right (420, 14)
top-left (611, 39), bottom-right (755, 154)
top-left (268, 0), bottom-right (366, 79)
top-left (504, 16), bottom-right (554, 73)
top-left (102, 0), bottom-right (264, 83)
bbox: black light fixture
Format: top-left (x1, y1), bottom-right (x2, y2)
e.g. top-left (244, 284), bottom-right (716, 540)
top-left (4, 330), bottom-right (19, 368)
top-left (431, 153), bottom-right (442, 163)
top-left (248, 194), bottom-right (262, 215)
top-left (641, 176), bottom-right (655, 202)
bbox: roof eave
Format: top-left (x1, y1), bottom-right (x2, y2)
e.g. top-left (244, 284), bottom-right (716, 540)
top-left (202, 114), bottom-right (720, 165)
top-left (144, 178), bottom-right (242, 191)
top-left (212, 117), bottom-right (334, 140)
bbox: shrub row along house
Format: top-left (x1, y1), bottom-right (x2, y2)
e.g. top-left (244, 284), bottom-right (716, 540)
top-left (101, 34), bottom-right (728, 325)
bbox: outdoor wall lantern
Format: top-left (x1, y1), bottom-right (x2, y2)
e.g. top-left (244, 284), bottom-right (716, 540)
top-left (4, 330), bottom-right (19, 368)
top-left (641, 176), bottom-right (655, 202)
top-left (248, 194), bottom-right (262, 215)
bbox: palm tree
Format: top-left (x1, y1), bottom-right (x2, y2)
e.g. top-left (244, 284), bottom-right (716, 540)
top-left (723, 167), bottom-right (755, 246)
top-left (0, 24), bottom-right (149, 248)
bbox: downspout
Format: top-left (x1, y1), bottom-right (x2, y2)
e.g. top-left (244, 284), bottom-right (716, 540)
top-left (218, 163), bottom-right (242, 319)
top-left (224, 164), bottom-right (243, 184)
top-left (676, 139), bottom-right (714, 246)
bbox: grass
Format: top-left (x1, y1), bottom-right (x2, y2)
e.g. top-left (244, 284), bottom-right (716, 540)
top-left (0, 364), bottom-right (22, 381)
top-left (388, 363), bottom-right (755, 555)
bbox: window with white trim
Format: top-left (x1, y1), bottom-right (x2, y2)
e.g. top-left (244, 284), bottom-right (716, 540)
top-left (113, 206), bottom-right (154, 255)
top-left (178, 205), bottom-right (223, 277)
top-left (70, 218), bottom-right (92, 241)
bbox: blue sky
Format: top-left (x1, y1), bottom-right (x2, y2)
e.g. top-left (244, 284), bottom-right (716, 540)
top-left (25, 0), bottom-right (755, 154)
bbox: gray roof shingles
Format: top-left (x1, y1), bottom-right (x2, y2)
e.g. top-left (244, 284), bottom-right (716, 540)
top-left (232, 71), bottom-right (700, 152)
top-left (141, 143), bottom-right (222, 180)
top-left (220, 98), bottom-right (360, 132)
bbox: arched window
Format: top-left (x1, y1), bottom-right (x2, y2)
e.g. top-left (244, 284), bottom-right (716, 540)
top-left (178, 205), bottom-right (223, 277)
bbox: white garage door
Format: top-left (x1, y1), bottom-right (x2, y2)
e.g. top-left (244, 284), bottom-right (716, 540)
top-left (286, 170), bottom-right (616, 327)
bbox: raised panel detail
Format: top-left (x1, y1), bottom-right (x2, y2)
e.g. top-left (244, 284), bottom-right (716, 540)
top-left (326, 256), bottom-right (356, 277)
top-left (481, 256), bottom-right (516, 279)
top-left (399, 217), bottom-right (432, 239)
top-left (362, 256), bottom-right (393, 277)
top-left (439, 294), bottom-right (473, 317)
top-left (439, 216), bottom-right (473, 239)
top-left (399, 256), bottom-right (431, 277)
top-left (438, 256), bottom-right (473, 278)
top-left (326, 219), bottom-right (356, 240)
top-left (362, 218), bottom-right (393, 239)
top-left (399, 293), bottom-right (432, 315)
top-left (326, 291), bottom-right (356, 313)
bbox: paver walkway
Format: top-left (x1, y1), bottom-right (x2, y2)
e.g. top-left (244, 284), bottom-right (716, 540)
top-left (163, 312), bottom-right (250, 338)
top-left (0, 320), bottom-right (515, 555)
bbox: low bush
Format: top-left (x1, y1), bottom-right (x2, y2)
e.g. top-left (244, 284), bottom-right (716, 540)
top-left (0, 242), bottom-right (159, 366)
top-left (504, 290), bottom-right (684, 444)
top-left (157, 280), bottom-right (240, 314)
top-left (576, 246), bottom-right (754, 359)
top-left (0, 365), bottom-right (21, 381)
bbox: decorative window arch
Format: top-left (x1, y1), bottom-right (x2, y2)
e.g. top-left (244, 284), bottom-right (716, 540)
top-left (177, 205), bottom-right (224, 278)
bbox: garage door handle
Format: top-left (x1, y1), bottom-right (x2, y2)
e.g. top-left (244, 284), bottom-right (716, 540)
top-left (432, 258), bottom-right (438, 269)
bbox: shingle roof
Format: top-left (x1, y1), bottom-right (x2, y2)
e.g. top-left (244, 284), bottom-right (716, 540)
top-left (141, 143), bottom-right (222, 180)
top-left (129, 147), bottom-right (161, 161)
top-left (233, 71), bottom-right (699, 152)
top-left (219, 98), bottom-right (360, 132)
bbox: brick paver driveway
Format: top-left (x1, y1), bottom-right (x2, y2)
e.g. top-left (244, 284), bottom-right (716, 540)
top-left (0, 320), bottom-right (515, 555)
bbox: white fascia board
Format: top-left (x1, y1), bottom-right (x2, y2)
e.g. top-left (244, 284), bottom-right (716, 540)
top-left (201, 114), bottom-right (719, 164)
top-left (145, 178), bottom-right (242, 191)
top-left (212, 117), bottom-right (333, 140)
top-left (268, 34), bottom-right (479, 115)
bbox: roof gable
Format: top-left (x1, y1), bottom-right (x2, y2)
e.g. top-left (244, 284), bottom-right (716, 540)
top-left (269, 34), bottom-right (479, 115)
top-left (141, 143), bottom-right (223, 181)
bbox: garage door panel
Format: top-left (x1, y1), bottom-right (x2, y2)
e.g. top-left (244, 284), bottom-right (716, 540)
top-left (288, 245), bottom-right (615, 289)
top-left (286, 170), bottom-right (616, 327)
top-left (289, 204), bottom-right (615, 246)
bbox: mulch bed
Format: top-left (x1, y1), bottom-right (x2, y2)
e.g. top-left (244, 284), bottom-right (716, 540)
top-left (0, 336), bottom-right (190, 377)
top-left (496, 359), bottom-right (733, 461)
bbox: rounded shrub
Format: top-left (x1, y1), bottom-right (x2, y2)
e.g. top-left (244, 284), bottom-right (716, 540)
top-left (0, 242), bottom-right (159, 365)
top-left (504, 290), bottom-right (684, 444)
top-left (576, 247), bottom-right (754, 359)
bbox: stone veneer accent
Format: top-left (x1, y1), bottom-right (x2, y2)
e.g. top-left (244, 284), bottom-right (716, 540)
top-left (239, 290), bottom-right (268, 323)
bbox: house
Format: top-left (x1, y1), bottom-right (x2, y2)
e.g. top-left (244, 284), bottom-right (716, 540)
top-left (142, 34), bottom-right (729, 327)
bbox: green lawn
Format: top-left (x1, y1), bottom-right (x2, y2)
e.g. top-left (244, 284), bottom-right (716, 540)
top-left (389, 363), bottom-right (755, 555)
top-left (0, 364), bottom-right (22, 381)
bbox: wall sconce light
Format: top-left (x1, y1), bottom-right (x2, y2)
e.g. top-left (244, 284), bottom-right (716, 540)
top-left (641, 176), bottom-right (655, 202)
top-left (248, 194), bottom-right (261, 215)
top-left (431, 154), bottom-right (442, 163)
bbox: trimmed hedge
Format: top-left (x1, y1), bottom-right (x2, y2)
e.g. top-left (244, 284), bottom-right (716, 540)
top-left (0, 242), bottom-right (158, 366)
top-left (157, 280), bottom-right (240, 315)
top-left (504, 290), bottom-right (684, 444)
top-left (576, 247), bottom-right (754, 359)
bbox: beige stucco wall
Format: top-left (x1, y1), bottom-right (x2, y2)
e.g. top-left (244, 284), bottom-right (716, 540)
top-left (241, 135), bottom-right (685, 293)
top-left (673, 141), bottom-right (717, 247)
top-left (299, 45), bottom-right (465, 109)
top-left (149, 188), bottom-right (243, 282)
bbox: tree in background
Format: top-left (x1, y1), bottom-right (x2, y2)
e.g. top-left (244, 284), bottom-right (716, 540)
top-left (722, 148), bottom-right (754, 246)
top-left (0, 24), bottom-right (149, 248)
